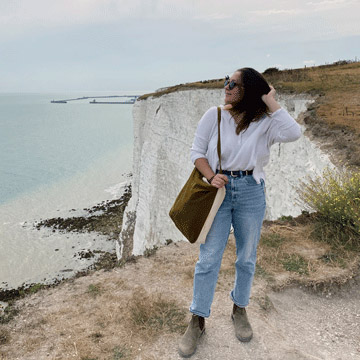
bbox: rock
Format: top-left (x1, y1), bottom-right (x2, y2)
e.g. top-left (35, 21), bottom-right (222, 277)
top-left (117, 89), bottom-right (336, 258)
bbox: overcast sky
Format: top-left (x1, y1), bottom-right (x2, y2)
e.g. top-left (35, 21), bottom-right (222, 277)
top-left (1, 0), bottom-right (359, 93)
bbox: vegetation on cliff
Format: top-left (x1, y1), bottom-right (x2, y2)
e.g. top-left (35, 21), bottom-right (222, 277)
top-left (140, 60), bottom-right (360, 167)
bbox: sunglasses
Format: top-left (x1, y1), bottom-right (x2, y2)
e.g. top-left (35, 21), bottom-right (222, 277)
top-left (224, 75), bottom-right (238, 90)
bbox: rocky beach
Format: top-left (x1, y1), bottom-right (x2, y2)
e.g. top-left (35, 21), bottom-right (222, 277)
top-left (0, 184), bottom-right (131, 303)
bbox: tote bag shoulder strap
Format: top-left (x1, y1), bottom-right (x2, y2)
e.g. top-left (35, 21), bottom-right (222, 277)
top-left (217, 106), bottom-right (222, 173)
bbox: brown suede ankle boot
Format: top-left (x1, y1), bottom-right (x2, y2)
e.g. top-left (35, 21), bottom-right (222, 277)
top-left (231, 304), bottom-right (253, 342)
top-left (178, 314), bottom-right (205, 358)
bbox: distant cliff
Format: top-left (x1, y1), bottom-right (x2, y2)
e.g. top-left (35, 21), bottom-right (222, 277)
top-left (116, 88), bottom-right (336, 259)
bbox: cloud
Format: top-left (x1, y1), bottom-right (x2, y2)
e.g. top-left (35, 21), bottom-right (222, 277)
top-left (192, 13), bottom-right (232, 21)
top-left (0, 0), bottom-right (195, 42)
top-left (0, 0), bottom-right (195, 34)
top-left (307, 0), bottom-right (349, 6)
top-left (306, 0), bottom-right (358, 11)
top-left (1, 0), bottom-right (359, 44)
top-left (303, 60), bottom-right (316, 65)
top-left (250, 8), bottom-right (302, 16)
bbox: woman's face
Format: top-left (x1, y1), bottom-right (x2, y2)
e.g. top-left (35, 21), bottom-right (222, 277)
top-left (224, 71), bottom-right (243, 105)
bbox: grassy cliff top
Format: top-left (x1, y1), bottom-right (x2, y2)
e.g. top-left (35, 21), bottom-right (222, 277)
top-left (140, 61), bottom-right (360, 168)
top-left (140, 61), bottom-right (360, 98)
top-left (264, 62), bottom-right (360, 134)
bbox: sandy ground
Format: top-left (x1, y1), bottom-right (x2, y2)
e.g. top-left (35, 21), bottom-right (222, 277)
top-left (147, 246), bottom-right (360, 360)
top-left (0, 239), bottom-right (359, 360)
top-left (160, 281), bottom-right (360, 360)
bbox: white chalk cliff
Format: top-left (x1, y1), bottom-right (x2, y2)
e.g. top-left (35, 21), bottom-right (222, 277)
top-left (116, 89), bottom-right (336, 258)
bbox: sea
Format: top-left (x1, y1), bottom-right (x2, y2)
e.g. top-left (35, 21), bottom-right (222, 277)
top-left (0, 91), bottom-right (143, 291)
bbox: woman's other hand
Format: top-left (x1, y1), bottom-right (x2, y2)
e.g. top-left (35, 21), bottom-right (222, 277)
top-left (261, 85), bottom-right (281, 113)
top-left (210, 174), bottom-right (228, 188)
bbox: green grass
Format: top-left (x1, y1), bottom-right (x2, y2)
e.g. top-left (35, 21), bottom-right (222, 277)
top-left (255, 264), bottom-right (274, 282)
top-left (143, 245), bottom-right (159, 258)
top-left (86, 284), bottom-right (102, 297)
top-left (260, 233), bottom-right (286, 248)
top-left (17, 283), bottom-right (45, 297)
top-left (281, 254), bottom-right (309, 275)
top-left (112, 346), bottom-right (130, 360)
top-left (0, 301), bottom-right (18, 324)
top-left (278, 215), bottom-right (294, 222)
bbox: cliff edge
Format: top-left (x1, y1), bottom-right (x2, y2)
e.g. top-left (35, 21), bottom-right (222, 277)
top-left (117, 89), bottom-right (336, 259)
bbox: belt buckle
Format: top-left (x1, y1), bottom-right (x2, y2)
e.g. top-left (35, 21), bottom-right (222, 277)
top-left (230, 171), bottom-right (238, 177)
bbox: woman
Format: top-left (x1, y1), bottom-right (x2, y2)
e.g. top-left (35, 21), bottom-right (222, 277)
top-left (178, 68), bottom-right (302, 358)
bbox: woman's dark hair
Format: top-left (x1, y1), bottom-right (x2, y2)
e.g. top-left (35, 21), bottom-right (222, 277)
top-left (229, 67), bottom-right (271, 135)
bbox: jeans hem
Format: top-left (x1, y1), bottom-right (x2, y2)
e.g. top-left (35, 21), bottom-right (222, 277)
top-left (189, 308), bottom-right (210, 318)
top-left (229, 291), bottom-right (249, 308)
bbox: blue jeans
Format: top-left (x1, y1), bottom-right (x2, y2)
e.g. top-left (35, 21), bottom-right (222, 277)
top-left (190, 174), bottom-right (266, 318)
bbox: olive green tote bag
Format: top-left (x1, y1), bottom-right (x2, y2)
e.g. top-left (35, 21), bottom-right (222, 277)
top-left (169, 107), bottom-right (226, 244)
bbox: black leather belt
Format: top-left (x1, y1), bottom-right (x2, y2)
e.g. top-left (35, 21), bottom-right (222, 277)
top-left (216, 169), bottom-right (253, 177)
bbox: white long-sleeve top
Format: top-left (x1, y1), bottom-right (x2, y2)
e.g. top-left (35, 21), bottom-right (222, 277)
top-left (190, 106), bottom-right (302, 184)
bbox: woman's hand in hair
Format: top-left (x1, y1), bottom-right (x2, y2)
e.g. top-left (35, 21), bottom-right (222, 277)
top-left (261, 85), bottom-right (281, 113)
top-left (210, 174), bottom-right (228, 188)
top-left (262, 85), bottom-right (276, 100)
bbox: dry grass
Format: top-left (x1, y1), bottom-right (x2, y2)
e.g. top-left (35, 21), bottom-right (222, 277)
top-left (0, 328), bottom-right (9, 345)
top-left (0, 216), bottom-right (359, 359)
top-left (138, 61), bottom-right (360, 168)
top-left (0, 243), bottom-right (194, 360)
top-left (138, 79), bottom-right (223, 100)
top-left (257, 218), bottom-right (359, 291)
top-left (256, 63), bottom-right (360, 168)
top-left (139, 61), bottom-right (360, 132)
top-left (128, 287), bottom-right (187, 336)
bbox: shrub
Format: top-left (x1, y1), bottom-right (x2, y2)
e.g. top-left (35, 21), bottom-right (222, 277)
top-left (298, 167), bottom-right (360, 249)
top-left (263, 67), bottom-right (280, 75)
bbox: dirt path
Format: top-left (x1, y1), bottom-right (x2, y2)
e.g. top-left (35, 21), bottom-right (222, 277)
top-left (155, 282), bottom-right (360, 360)
top-left (0, 240), bottom-right (359, 360)
top-left (148, 247), bottom-right (360, 360)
